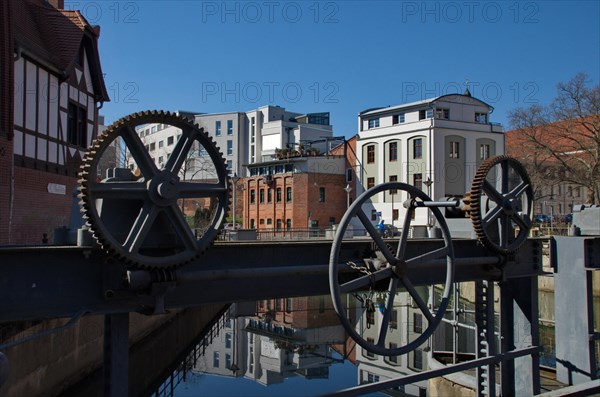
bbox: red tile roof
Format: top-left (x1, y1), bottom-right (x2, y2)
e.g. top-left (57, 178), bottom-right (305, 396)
top-left (10, 0), bottom-right (108, 101)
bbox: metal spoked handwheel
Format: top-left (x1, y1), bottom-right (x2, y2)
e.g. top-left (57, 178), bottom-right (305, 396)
top-left (469, 155), bottom-right (533, 255)
top-left (79, 111), bottom-right (229, 269)
top-left (329, 182), bottom-right (455, 357)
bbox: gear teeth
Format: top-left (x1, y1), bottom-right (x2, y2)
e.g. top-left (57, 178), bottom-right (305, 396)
top-left (469, 155), bottom-right (532, 256)
top-left (78, 110), bottom-right (230, 270)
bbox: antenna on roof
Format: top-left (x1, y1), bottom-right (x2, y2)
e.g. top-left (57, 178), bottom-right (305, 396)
top-left (464, 79), bottom-right (472, 97)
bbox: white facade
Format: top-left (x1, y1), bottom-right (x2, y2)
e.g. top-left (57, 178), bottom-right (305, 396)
top-left (13, 50), bottom-right (99, 170)
top-left (356, 94), bottom-right (504, 228)
top-left (132, 106), bottom-right (334, 179)
top-left (245, 105), bottom-right (334, 165)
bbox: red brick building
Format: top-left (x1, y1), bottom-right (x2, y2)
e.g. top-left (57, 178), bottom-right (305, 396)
top-left (0, 0), bottom-right (109, 244)
top-left (506, 118), bottom-right (596, 216)
top-left (239, 152), bottom-right (353, 231)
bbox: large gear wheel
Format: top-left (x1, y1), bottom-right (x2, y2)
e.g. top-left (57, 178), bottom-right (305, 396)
top-left (329, 182), bottom-right (455, 356)
top-left (469, 155), bottom-right (533, 255)
top-left (79, 111), bottom-right (229, 269)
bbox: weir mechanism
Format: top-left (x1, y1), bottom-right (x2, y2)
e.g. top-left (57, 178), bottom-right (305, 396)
top-left (2, 111), bottom-right (595, 396)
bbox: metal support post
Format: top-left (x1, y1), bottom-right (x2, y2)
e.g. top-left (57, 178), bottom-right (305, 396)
top-left (103, 313), bottom-right (129, 397)
top-left (476, 279), bottom-right (496, 397)
top-left (554, 236), bottom-right (600, 385)
top-left (500, 276), bottom-right (540, 396)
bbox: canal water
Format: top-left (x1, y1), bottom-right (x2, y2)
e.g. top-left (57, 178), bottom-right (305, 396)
top-left (59, 284), bottom-right (572, 397)
top-left (147, 292), bottom-right (435, 397)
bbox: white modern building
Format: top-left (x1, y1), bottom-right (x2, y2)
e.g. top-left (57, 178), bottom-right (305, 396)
top-left (131, 106), bottom-right (334, 179)
top-left (245, 106), bottom-right (334, 164)
top-left (356, 92), bottom-right (504, 228)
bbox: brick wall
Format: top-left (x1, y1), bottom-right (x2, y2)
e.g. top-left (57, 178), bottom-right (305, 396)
top-left (0, 137), bottom-right (13, 244)
top-left (243, 172), bottom-right (348, 230)
top-left (8, 166), bottom-right (78, 244)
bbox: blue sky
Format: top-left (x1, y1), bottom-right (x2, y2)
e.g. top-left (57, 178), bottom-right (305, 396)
top-left (68, 0), bottom-right (600, 137)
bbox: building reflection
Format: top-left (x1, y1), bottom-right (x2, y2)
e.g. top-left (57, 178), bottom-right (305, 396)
top-left (192, 296), bottom-right (348, 386)
top-left (175, 293), bottom-right (434, 396)
top-left (351, 289), bottom-right (429, 396)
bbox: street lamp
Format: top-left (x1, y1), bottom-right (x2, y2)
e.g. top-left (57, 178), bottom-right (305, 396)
top-left (232, 172), bottom-right (239, 229)
top-left (344, 184), bottom-right (352, 209)
top-left (423, 177), bottom-right (433, 227)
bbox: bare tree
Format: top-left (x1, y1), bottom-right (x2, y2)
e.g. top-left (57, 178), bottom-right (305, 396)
top-left (508, 73), bottom-right (600, 204)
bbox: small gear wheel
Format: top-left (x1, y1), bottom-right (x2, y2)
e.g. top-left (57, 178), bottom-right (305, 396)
top-left (79, 111), bottom-right (229, 269)
top-left (469, 155), bottom-right (533, 255)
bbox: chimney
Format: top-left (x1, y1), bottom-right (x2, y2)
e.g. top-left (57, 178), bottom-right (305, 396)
top-left (44, 0), bottom-right (65, 9)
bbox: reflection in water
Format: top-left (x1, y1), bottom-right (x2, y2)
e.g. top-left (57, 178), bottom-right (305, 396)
top-left (149, 294), bottom-right (434, 396)
top-left (150, 285), bottom-right (574, 396)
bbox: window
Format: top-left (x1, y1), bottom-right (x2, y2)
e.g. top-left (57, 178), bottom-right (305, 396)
top-left (390, 309), bottom-right (398, 329)
top-left (329, 217), bottom-right (335, 226)
top-left (259, 189), bottom-right (265, 203)
top-left (267, 188), bottom-right (272, 203)
top-left (449, 141), bottom-right (460, 158)
top-left (419, 109), bottom-right (433, 120)
top-left (267, 218), bottom-right (272, 225)
top-left (366, 145), bottom-right (375, 164)
top-left (413, 173), bottom-right (423, 191)
top-left (367, 177), bottom-right (375, 189)
top-left (167, 136), bottom-right (174, 145)
top-left (286, 219), bottom-right (292, 229)
top-left (285, 298), bottom-right (292, 313)
top-left (480, 144), bottom-right (490, 160)
top-left (158, 156), bottom-right (164, 164)
top-left (366, 338), bottom-right (375, 358)
top-left (215, 120), bottom-right (221, 136)
top-left (389, 343), bottom-right (398, 363)
top-left (225, 353), bottom-right (232, 369)
top-left (413, 349), bottom-right (423, 370)
top-left (368, 118), bottom-right (380, 129)
top-left (227, 140), bottom-right (233, 155)
top-left (276, 188), bottom-right (282, 202)
top-left (413, 313), bottom-right (423, 333)
top-left (346, 168), bottom-right (353, 182)
top-left (367, 373), bottom-right (380, 383)
top-left (389, 142), bottom-right (398, 161)
top-left (413, 138), bottom-right (423, 159)
top-left (389, 175), bottom-right (398, 194)
top-left (250, 219), bottom-right (255, 228)
top-left (392, 113), bottom-right (405, 124)
top-left (227, 160), bottom-right (232, 174)
top-left (436, 108), bottom-right (450, 119)
top-left (475, 112), bottom-right (488, 123)
top-left (67, 102), bottom-right (87, 147)
top-left (286, 187), bottom-right (292, 202)
top-left (149, 142), bottom-right (156, 151)
top-left (250, 189), bottom-right (256, 204)
top-left (276, 219), bottom-right (282, 230)
top-left (225, 333), bottom-right (232, 348)
top-left (213, 352), bottom-right (220, 367)
top-left (227, 120), bottom-right (233, 135)
top-left (151, 126), bottom-right (157, 133)
top-left (319, 187), bottom-right (326, 202)
top-left (259, 219), bottom-right (265, 225)
top-left (158, 140), bottom-right (164, 149)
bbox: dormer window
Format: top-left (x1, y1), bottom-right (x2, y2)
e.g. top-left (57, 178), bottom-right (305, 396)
top-left (419, 109), bottom-right (433, 120)
top-left (368, 118), bottom-right (380, 129)
top-left (475, 112), bottom-right (488, 123)
top-left (436, 108), bottom-right (450, 119)
top-left (392, 113), bottom-right (405, 124)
